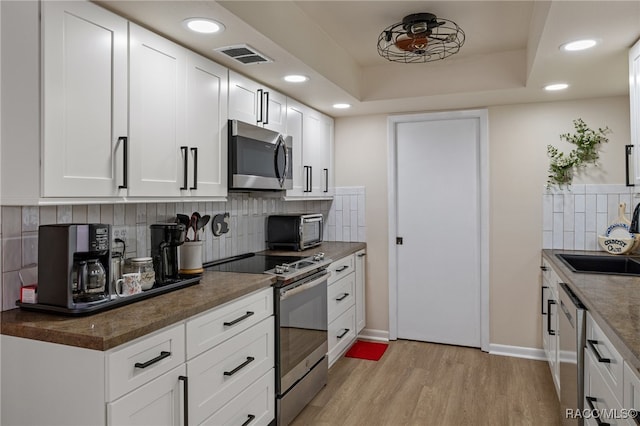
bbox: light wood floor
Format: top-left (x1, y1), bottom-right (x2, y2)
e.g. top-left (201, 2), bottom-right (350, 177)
top-left (291, 340), bottom-right (562, 426)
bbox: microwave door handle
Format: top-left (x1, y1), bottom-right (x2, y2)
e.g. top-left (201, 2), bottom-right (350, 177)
top-left (274, 137), bottom-right (286, 187)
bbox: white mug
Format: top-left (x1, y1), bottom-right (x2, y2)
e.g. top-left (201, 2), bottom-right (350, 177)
top-left (115, 273), bottom-right (142, 297)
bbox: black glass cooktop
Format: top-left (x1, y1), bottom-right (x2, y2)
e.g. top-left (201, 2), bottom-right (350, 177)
top-left (205, 254), bottom-right (304, 274)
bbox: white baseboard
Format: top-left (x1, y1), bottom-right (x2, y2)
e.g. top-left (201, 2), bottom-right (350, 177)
top-left (357, 328), bottom-right (389, 342)
top-left (488, 343), bottom-right (546, 361)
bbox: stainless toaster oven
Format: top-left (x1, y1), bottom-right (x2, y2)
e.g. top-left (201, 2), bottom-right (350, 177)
top-left (267, 214), bottom-right (323, 251)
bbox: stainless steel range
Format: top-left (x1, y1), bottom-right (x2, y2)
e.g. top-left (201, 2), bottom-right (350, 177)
top-left (206, 252), bottom-right (331, 425)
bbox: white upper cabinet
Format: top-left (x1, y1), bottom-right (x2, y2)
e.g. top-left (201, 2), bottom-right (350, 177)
top-left (630, 38), bottom-right (640, 186)
top-left (129, 24), bottom-right (228, 198)
top-left (41, 1), bottom-right (128, 197)
top-left (184, 52), bottom-right (228, 198)
top-left (284, 99), bottom-right (334, 199)
top-left (129, 23), bottom-right (186, 197)
top-left (303, 107), bottom-right (334, 197)
top-left (229, 70), bottom-right (287, 134)
top-left (285, 99), bottom-right (306, 197)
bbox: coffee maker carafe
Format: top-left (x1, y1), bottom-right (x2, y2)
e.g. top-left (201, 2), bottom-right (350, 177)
top-left (150, 223), bottom-right (186, 285)
top-left (38, 224), bottom-right (111, 310)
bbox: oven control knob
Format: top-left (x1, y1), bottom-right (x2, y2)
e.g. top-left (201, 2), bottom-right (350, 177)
top-left (314, 252), bottom-right (325, 261)
top-left (275, 266), bottom-right (285, 274)
top-left (282, 264), bottom-right (290, 272)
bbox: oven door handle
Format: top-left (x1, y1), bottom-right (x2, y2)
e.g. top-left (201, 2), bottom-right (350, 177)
top-left (280, 273), bottom-right (327, 300)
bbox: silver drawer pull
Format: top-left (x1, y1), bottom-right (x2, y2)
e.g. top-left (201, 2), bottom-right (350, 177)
top-left (224, 356), bottom-right (255, 376)
top-left (336, 265), bottom-right (350, 272)
top-left (134, 351), bottom-right (171, 369)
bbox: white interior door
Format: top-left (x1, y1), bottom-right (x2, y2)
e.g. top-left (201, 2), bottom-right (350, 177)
top-left (396, 117), bottom-right (481, 347)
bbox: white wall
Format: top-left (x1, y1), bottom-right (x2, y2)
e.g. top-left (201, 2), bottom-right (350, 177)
top-left (335, 95), bottom-right (630, 348)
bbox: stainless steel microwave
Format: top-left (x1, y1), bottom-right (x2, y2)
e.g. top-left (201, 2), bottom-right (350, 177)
top-left (267, 214), bottom-right (324, 251)
top-left (228, 119), bottom-right (293, 191)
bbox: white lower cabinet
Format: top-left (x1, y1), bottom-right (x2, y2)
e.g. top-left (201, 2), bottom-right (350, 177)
top-left (107, 365), bottom-right (187, 426)
top-left (623, 362), bottom-right (640, 425)
top-left (327, 252), bottom-right (364, 367)
top-left (355, 250), bottom-right (366, 334)
top-left (584, 346), bottom-right (625, 426)
top-left (200, 369), bottom-right (275, 426)
top-left (0, 288), bottom-right (275, 426)
top-left (187, 316), bottom-right (274, 424)
top-left (541, 258), bottom-right (560, 397)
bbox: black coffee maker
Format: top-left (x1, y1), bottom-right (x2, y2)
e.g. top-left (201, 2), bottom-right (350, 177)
top-left (150, 223), bottom-right (186, 285)
top-left (38, 224), bottom-right (111, 310)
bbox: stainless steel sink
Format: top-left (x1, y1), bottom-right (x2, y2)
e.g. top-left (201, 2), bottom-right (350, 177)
top-left (556, 253), bottom-right (640, 276)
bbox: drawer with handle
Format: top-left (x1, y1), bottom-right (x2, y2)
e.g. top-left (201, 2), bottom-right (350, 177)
top-left (106, 323), bottom-right (186, 401)
top-left (587, 312), bottom-right (624, 404)
top-left (187, 316), bottom-right (274, 424)
top-left (328, 254), bottom-right (354, 285)
top-left (584, 348), bottom-right (626, 426)
top-left (328, 271), bottom-right (355, 322)
top-left (328, 305), bottom-right (356, 366)
top-left (199, 369), bottom-right (275, 426)
top-left (186, 287), bottom-right (273, 359)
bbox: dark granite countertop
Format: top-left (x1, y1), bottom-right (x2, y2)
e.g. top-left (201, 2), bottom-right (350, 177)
top-left (1, 271), bottom-right (275, 351)
top-left (0, 242), bottom-right (365, 352)
top-left (542, 249), bottom-right (640, 372)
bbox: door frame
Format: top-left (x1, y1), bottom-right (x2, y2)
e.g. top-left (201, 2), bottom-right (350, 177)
top-left (387, 109), bottom-right (490, 351)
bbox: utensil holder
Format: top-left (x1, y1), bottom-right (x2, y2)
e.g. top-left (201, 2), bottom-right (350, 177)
top-left (179, 241), bottom-right (203, 274)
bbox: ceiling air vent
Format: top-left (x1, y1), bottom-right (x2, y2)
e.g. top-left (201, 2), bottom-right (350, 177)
top-left (214, 44), bottom-right (273, 65)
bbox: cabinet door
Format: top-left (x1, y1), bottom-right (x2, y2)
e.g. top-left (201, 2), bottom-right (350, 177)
top-left (623, 362), bottom-right (640, 424)
top-left (355, 250), bottom-right (366, 334)
top-left (285, 99), bottom-right (306, 197)
top-left (108, 365), bottom-right (186, 426)
top-left (41, 1), bottom-right (128, 197)
top-left (229, 71), bottom-right (261, 125)
top-left (318, 113), bottom-right (334, 196)
top-left (263, 88), bottom-right (287, 134)
top-left (303, 108), bottom-right (334, 196)
top-left (185, 52), bottom-right (228, 197)
top-left (129, 23), bottom-right (186, 197)
top-left (630, 39), bottom-right (640, 186)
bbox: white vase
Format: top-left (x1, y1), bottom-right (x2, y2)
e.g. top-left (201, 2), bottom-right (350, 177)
top-left (179, 241), bottom-right (203, 274)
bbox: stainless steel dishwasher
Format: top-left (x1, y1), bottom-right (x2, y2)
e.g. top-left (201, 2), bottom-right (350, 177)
top-left (558, 282), bottom-right (587, 426)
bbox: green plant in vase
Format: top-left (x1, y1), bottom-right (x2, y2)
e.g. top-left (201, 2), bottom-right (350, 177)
top-left (546, 118), bottom-right (611, 189)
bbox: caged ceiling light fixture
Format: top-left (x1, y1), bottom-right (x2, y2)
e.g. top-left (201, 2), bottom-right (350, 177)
top-left (377, 13), bottom-right (465, 63)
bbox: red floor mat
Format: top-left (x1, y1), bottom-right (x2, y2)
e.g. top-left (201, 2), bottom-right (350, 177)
top-left (344, 340), bottom-right (388, 361)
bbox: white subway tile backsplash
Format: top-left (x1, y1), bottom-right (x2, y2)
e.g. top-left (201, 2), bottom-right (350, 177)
top-left (2, 207), bottom-right (22, 238)
top-left (0, 188), bottom-right (360, 311)
top-left (22, 206), bottom-right (39, 232)
top-left (596, 194), bottom-right (608, 213)
top-left (57, 205), bottom-right (72, 224)
top-left (87, 204), bottom-right (101, 223)
top-left (574, 194), bottom-right (585, 214)
top-left (543, 185), bottom-right (636, 252)
top-left (72, 205), bottom-right (87, 223)
top-left (563, 232), bottom-right (574, 250)
top-left (553, 195), bottom-right (564, 213)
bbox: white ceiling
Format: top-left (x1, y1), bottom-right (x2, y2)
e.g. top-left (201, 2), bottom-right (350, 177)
top-left (94, 0), bottom-right (640, 117)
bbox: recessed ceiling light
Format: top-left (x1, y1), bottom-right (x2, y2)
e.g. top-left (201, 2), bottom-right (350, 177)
top-left (561, 39), bottom-right (598, 52)
top-left (284, 75), bottom-right (309, 83)
top-left (544, 83), bottom-right (569, 91)
top-left (333, 103), bottom-right (351, 109)
top-left (183, 18), bottom-right (225, 34)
